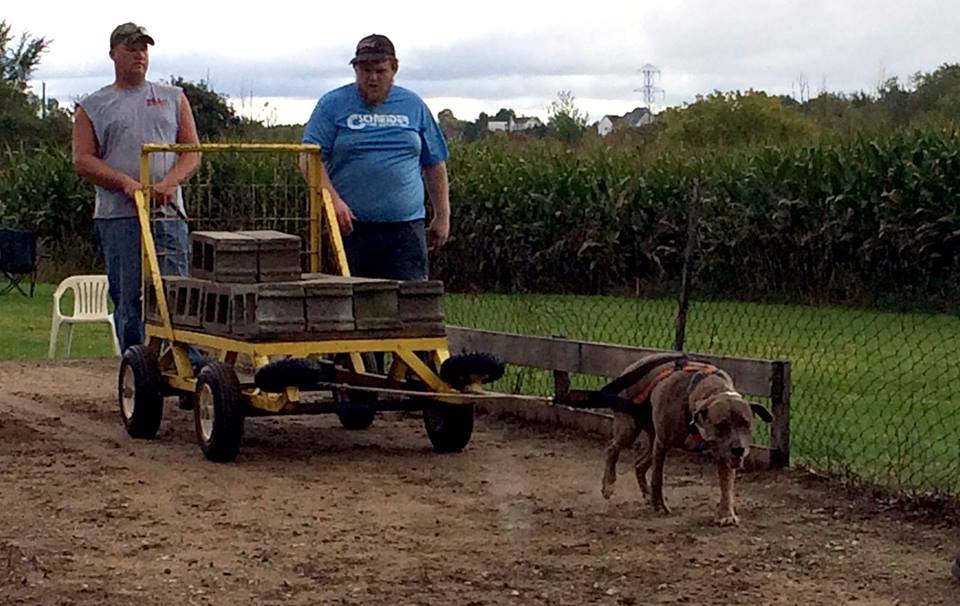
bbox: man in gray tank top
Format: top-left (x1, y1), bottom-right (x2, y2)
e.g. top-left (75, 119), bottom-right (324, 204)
top-left (72, 22), bottom-right (201, 354)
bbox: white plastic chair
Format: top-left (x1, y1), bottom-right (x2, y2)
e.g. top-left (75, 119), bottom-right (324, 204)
top-left (48, 275), bottom-right (121, 359)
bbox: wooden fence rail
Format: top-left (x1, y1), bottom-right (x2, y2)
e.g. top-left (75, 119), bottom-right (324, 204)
top-left (447, 327), bottom-right (790, 469)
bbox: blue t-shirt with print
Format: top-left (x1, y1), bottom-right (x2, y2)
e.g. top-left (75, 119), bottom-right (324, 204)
top-left (302, 84), bottom-right (449, 223)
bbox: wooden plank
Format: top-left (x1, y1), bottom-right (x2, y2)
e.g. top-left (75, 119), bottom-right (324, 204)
top-left (448, 326), bottom-right (780, 398)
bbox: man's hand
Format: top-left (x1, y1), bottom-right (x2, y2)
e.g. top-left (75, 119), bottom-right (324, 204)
top-left (121, 176), bottom-right (143, 202)
top-left (333, 196), bottom-right (356, 236)
top-left (428, 215), bottom-right (450, 250)
top-left (151, 177), bottom-right (178, 205)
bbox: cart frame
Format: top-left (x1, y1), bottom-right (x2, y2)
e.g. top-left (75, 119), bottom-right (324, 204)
top-left (131, 143), bottom-right (459, 420)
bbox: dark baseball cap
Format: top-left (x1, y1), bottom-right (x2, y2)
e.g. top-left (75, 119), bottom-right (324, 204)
top-left (110, 22), bottom-right (155, 49)
top-left (350, 34), bottom-right (396, 64)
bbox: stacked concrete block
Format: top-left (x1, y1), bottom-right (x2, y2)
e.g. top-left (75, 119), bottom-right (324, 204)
top-left (190, 231), bottom-right (259, 283)
top-left (166, 276), bottom-right (205, 328)
top-left (201, 281), bottom-right (255, 336)
top-left (144, 276), bottom-right (204, 328)
top-left (256, 282), bottom-right (306, 333)
top-left (237, 230), bottom-right (302, 282)
top-left (398, 280), bottom-right (446, 335)
top-left (303, 275), bottom-right (401, 331)
top-left (144, 280), bottom-right (161, 324)
top-left (303, 278), bottom-right (354, 332)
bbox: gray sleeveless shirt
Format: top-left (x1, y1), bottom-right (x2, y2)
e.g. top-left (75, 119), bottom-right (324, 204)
top-left (78, 81), bottom-right (186, 219)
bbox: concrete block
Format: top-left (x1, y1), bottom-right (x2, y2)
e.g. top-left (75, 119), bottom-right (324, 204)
top-left (238, 230), bottom-right (301, 283)
top-left (256, 282), bottom-right (306, 333)
top-left (398, 280), bottom-right (445, 334)
top-left (166, 276), bottom-right (204, 328)
top-left (303, 279), bottom-right (354, 332)
top-left (301, 273), bottom-right (401, 331)
top-left (190, 231), bottom-right (258, 283)
top-left (200, 281), bottom-right (240, 336)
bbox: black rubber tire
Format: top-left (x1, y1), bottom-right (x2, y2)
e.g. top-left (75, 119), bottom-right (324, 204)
top-left (440, 352), bottom-right (505, 389)
top-left (337, 407), bottom-right (377, 430)
top-left (194, 362), bottom-right (245, 463)
top-left (254, 358), bottom-right (333, 392)
top-left (118, 345), bottom-right (164, 439)
top-left (423, 404), bottom-right (475, 453)
top-left (333, 353), bottom-right (379, 430)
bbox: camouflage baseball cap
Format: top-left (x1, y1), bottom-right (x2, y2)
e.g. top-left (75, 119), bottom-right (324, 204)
top-left (110, 22), bottom-right (155, 49)
top-left (350, 34), bottom-right (396, 64)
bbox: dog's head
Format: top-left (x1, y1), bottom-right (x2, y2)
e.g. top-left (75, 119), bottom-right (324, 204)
top-left (689, 390), bottom-right (773, 469)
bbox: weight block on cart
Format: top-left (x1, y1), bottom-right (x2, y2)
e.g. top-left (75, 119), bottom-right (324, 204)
top-left (165, 276), bottom-right (205, 328)
top-left (303, 278), bottom-right (355, 332)
top-left (333, 275), bottom-right (401, 331)
top-left (144, 280), bottom-right (161, 324)
top-left (190, 231), bottom-right (259, 283)
top-left (237, 230), bottom-right (302, 283)
top-left (144, 276), bottom-right (204, 328)
top-left (256, 282), bottom-right (306, 333)
top-left (201, 281), bottom-right (257, 337)
top-left (398, 280), bottom-right (446, 334)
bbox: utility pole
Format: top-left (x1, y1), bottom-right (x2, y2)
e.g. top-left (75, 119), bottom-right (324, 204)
top-left (634, 64), bottom-right (665, 113)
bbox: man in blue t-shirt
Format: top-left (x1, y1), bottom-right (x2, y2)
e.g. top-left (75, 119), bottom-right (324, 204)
top-left (302, 34), bottom-right (450, 280)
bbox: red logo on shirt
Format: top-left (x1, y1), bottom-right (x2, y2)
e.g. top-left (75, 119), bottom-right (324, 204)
top-left (146, 97), bottom-right (168, 107)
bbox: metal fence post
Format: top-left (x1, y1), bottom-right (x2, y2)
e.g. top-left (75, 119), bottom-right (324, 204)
top-left (674, 178), bottom-right (702, 352)
top-left (770, 360), bottom-right (791, 469)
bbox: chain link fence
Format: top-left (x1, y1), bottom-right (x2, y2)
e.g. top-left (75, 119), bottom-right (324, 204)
top-left (444, 219), bottom-right (960, 498)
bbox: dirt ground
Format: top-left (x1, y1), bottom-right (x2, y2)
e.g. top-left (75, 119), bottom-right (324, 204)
top-left (0, 359), bottom-right (957, 605)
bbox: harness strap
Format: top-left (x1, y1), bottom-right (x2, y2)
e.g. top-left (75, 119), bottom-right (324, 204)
top-left (631, 361), bottom-right (717, 405)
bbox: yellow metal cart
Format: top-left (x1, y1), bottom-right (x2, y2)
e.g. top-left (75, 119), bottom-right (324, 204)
top-left (117, 143), bottom-right (501, 462)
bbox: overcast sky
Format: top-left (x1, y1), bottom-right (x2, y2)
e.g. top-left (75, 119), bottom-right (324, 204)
top-left (6, 1), bottom-right (960, 126)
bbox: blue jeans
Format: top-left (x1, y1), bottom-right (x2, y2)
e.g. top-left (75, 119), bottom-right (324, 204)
top-left (96, 216), bottom-right (190, 353)
top-left (343, 220), bottom-right (428, 280)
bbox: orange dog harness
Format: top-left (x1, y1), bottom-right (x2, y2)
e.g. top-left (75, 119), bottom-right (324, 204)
top-left (630, 361), bottom-right (718, 405)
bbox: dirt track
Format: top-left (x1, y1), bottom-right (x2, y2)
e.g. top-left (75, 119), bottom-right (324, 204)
top-left (0, 359), bottom-right (957, 605)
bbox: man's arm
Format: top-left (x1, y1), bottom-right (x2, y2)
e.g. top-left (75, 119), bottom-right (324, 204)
top-left (423, 161), bottom-right (450, 249)
top-left (152, 93), bottom-right (201, 202)
top-left (72, 106), bottom-right (142, 200)
top-left (298, 152), bottom-right (356, 235)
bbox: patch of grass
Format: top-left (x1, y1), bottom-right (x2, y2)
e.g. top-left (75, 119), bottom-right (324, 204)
top-left (0, 283), bottom-right (117, 359)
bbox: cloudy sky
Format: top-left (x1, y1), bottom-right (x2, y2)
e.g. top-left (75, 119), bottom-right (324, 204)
top-left (6, 1), bottom-right (960, 126)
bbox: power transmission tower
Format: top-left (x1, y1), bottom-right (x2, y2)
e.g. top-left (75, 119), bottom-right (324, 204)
top-left (634, 63), bottom-right (665, 113)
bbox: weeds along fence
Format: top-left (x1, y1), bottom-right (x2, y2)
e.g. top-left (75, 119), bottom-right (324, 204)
top-left (2, 131), bottom-right (960, 494)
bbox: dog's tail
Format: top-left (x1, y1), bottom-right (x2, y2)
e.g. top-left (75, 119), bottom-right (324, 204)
top-left (600, 352), bottom-right (690, 400)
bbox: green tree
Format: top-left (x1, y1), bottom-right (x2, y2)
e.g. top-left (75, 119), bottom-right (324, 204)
top-left (658, 90), bottom-right (817, 148)
top-left (546, 90), bottom-right (588, 144)
top-left (0, 20), bottom-right (70, 147)
top-left (169, 76), bottom-right (241, 140)
top-left (1, 19), bottom-right (48, 85)
top-left (438, 108), bottom-right (467, 140)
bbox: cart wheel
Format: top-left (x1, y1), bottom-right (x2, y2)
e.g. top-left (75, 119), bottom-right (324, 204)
top-left (194, 362), bottom-right (245, 462)
top-left (337, 408), bottom-right (377, 430)
top-left (254, 357), bottom-right (333, 393)
top-left (423, 404), bottom-right (474, 453)
top-left (335, 389), bottom-right (377, 430)
top-left (333, 352), bottom-right (379, 430)
top-left (118, 345), bottom-right (164, 439)
top-left (440, 353), bottom-right (505, 389)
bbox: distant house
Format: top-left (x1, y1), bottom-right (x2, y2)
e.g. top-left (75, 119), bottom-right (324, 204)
top-left (597, 107), bottom-right (655, 136)
top-left (512, 116), bottom-right (544, 131)
top-left (487, 116), bottom-right (544, 133)
top-left (597, 115), bottom-right (624, 137)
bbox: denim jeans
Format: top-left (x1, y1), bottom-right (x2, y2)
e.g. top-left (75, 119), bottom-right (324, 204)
top-left (96, 216), bottom-right (190, 354)
top-left (343, 220), bottom-right (428, 280)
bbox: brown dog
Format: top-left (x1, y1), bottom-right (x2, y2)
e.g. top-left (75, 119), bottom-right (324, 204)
top-left (600, 353), bottom-right (773, 526)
